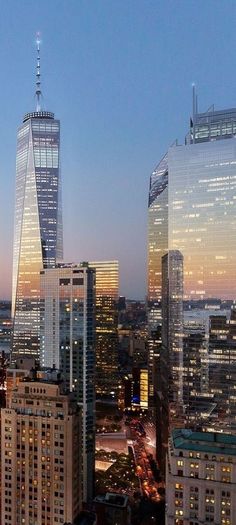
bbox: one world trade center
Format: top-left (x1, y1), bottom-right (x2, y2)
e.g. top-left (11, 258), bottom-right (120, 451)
top-left (12, 38), bottom-right (63, 361)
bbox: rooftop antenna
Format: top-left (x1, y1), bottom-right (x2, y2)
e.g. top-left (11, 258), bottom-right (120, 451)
top-left (35, 32), bottom-right (42, 112)
top-left (192, 83), bottom-right (196, 122)
top-left (192, 83), bottom-right (197, 144)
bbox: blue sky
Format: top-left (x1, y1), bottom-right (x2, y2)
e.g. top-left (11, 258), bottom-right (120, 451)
top-left (0, 0), bottom-right (236, 299)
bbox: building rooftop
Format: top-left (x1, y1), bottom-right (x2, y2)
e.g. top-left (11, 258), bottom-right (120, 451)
top-left (172, 429), bottom-right (236, 456)
top-left (194, 107), bottom-right (236, 124)
top-left (94, 492), bottom-right (129, 507)
top-left (23, 110), bottom-right (54, 123)
top-left (190, 104), bottom-right (236, 143)
top-left (77, 511), bottom-right (97, 525)
top-left (21, 367), bottom-right (63, 384)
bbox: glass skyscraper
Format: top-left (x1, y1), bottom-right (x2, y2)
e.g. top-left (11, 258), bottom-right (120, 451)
top-left (40, 264), bottom-right (95, 504)
top-left (148, 152), bottom-right (168, 309)
top-left (12, 48), bottom-right (63, 361)
top-left (148, 100), bottom-right (236, 470)
top-left (168, 109), bottom-right (236, 433)
top-left (161, 251), bottom-right (184, 415)
top-left (88, 260), bottom-right (119, 400)
top-left (147, 153), bottom-right (168, 406)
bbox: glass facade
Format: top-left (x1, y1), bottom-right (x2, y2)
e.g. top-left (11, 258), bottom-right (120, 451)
top-left (88, 261), bottom-right (119, 400)
top-left (168, 131), bottom-right (236, 432)
top-left (12, 111), bottom-right (62, 361)
top-left (40, 265), bottom-right (96, 503)
top-left (168, 138), bottom-right (236, 302)
top-left (208, 308), bottom-right (236, 433)
top-left (147, 154), bottom-right (168, 406)
top-left (150, 106), bottom-right (236, 472)
top-left (162, 250), bottom-right (184, 410)
top-left (156, 251), bottom-right (184, 468)
top-left (148, 152), bottom-right (168, 308)
top-left (192, 108), bottom-right (236, 143)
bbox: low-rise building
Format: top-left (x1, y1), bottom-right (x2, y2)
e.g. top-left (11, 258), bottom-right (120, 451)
top-left (94, 493), bottom-right (131, 525)
top-left (166, 428), bottom-right (236, 525)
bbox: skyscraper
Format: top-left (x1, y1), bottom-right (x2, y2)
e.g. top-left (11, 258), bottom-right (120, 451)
top-left (12, 38), bottom-right (63, 362)
top-left (148, 95), bottom-right (236, 469)
top-left (40, 264), bottom-right (96, 503)
top-left (161, 250), bottom-right (184, 416)
top-left (147, 153), bottom-right (168, 406)
top-left (88, 260), bottom-right (119, 400)
top-left (147, 153), bottom-right (168, 309)
top-left (1, 373), bottom-right (81, 525)
top-left (208, 308), bottom-right (236, 433)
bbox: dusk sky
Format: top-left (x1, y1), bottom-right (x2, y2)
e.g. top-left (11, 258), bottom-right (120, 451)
top-left (0, 0), bottom-right (236, 300)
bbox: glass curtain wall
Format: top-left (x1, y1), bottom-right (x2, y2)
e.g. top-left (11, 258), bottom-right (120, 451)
top-left (12, 112), bottom-right (62, 361)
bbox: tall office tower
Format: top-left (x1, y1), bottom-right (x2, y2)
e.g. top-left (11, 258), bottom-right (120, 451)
top-left (147, 154), bottom-right (168, 407)
top-left (1, 375), bottom-right (81, 525)
top-left (183, 330), bottom-right (209, 427)
top-left (12, 39), bottom-right (63, 362)
top-left (40, 264), bottom-right (96, 503)
top-left (149, 96), bottom-right (236, 469)
top-left (88, 261), bottom-right (119, 400)
top-left (147, 153), bottom-right (168, 310)
top-left (208, 307), bottom-right (236, 433)
top-left (166, 428), bottom-right (236, 525)
top-left (162, 250), bottom-right (184, 410)
top-left (182, 308), bottom-right (212, 430)
top-left (119, 366), bottom-right (148, 412)
top-left (156, 250), bottom-right (183, 472)
top-left (0, 301), bottom-right (12, 354)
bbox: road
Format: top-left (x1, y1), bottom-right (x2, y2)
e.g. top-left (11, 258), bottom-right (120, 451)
top-left (128, 418), bottom-right (161, 502)
top-left (95, 412), bottom-right (163, 502)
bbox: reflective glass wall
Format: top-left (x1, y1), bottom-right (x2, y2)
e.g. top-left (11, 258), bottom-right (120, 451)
top-left (12, 112), bottom-right (62, 361)
top-left (168, 138), bottom-right (236, 302)
top-left (151, 108), bottom-right (236, 472)
top-left (88, 261), bottom-right (119, 400)
top-left (40, 265), bottom-right (95, 503)
top-left (148, 153), bottom-right (168, 309)
top-left (168, 129), bottom-right (236, 432)
top-left (147, 154), bottom-right (168, 406)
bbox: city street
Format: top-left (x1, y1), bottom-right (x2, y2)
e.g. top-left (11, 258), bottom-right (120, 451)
top-left (128, 418), bottom-right (161, 502)
top-left (95, 411), bottom-right (163, 504)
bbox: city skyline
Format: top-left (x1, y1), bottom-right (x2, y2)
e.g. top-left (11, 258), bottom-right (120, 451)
top-left (1, 4), bottom-right (236, 522)
top-left (1, 1), bottom-right (236, 300)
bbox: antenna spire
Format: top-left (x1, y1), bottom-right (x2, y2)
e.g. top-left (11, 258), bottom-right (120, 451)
top-left (192, 83), bottom-right (196, 122)
top-left (35, 33), bottom-right (42, 112)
